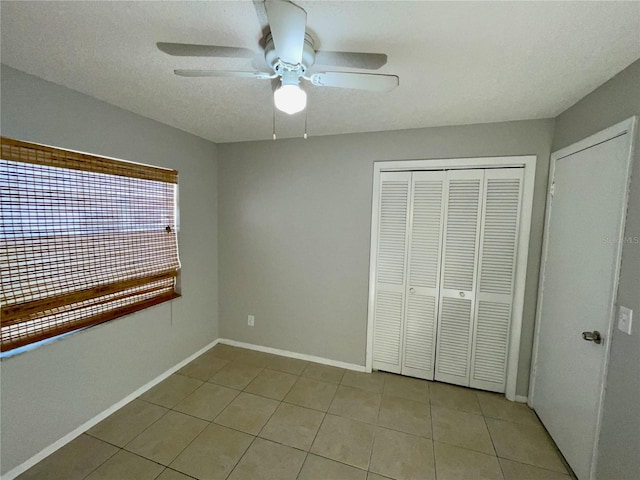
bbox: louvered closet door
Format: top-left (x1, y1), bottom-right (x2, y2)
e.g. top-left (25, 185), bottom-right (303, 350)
top-left (372, 172), bottom-right (411, 373)
top-left (435, 169), bottom-right (485, 387)
top-left (402, 171), bottom-right (445, 379)
top-left (470, 168), bottom-right (523, 392)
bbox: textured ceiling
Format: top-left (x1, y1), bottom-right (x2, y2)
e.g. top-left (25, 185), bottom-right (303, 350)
top-left (1, 1), bottom-right (639, 143)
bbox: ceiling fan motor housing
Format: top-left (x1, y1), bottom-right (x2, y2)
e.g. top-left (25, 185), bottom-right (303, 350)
top-left (264, 32), bottom-right (315, 75)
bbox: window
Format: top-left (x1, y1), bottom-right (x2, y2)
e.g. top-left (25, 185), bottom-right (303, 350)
top-left (0, 137), bottom-right (180, 352)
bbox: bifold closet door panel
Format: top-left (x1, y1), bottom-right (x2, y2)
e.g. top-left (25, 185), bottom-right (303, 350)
top-left (402, 171), bottom-right (446, 379)
top-left (470, 168), bottom-right (523, 392)
top-left (435, 169), bottom-right (484, 386)
top-left (372, 171), bottom-right (411, 373)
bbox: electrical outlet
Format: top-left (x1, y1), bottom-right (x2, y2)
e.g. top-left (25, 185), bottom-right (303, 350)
top-left (618, 306), bottom-right (633, 335)
top-left (248, 315), bottom-right (255, 327)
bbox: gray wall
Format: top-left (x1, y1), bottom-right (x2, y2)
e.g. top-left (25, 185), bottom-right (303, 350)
top-left (218, 118), bottom-right (554, 396)
top-left (552, 59), bottom-right (640, 480)
top-left (0, 66), bottom-right (219, 475)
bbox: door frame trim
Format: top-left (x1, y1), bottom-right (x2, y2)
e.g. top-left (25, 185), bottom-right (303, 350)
top-left (529, 116), bottom-right (637, 479)
top-left (366, 155), bottom-right (537, 401)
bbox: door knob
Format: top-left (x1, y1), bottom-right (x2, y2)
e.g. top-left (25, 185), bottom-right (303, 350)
top-left (582, 330), bottom-right (602, 344)
top-left (409, 288), bottom-right (415, 294)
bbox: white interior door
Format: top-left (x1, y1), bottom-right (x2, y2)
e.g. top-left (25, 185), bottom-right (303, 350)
top-left (532, 121), bottom-right (635, 480)
top-left (402, 171), bottom-right (445, 379)
top-left (372, 172), bottom-right (411, 373)
top-left (470, 168), bottom-right (523, 392)
top-left (434, 169), bottom-right (484, 386)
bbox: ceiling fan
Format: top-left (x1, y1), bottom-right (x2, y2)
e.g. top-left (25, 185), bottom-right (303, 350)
top-left (158, 0), bottom-right (399, 115)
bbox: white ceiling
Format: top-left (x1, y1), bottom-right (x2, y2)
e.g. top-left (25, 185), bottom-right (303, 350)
top-left (1, 1), bottom-right (639, 143)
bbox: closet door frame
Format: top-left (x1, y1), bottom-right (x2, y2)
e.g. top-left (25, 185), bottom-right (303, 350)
top-left (366, 156), bottom-right (536, 401)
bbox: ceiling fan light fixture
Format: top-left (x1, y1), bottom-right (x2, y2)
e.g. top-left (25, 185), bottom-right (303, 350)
top-left (274, 83), bottom-right (307, 115)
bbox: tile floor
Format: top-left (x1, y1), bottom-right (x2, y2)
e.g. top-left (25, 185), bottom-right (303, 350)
top-left (18, 344), bottom-right (575, 480)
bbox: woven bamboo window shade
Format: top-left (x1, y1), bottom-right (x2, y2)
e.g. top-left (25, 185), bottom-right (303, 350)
top-left (0, 137), bottom-right (180, 352)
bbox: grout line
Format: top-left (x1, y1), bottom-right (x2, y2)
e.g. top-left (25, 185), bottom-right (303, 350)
top-left (496, 457), bottom-right (575, 478)
top-left (303, 451), bottom-right (369, 474)
top-left (108, 450), bottom-right (171, 480)
top-left (78, 439), bottom-right (120, 480)
top-left (254, 395), bottom-right (286, 441)
top-left (430, 382), bottom-right (438, 480)
top-left (308, 410), bottom-right (328, 455)
top-left (224, 434), bottom-right (259, 479)
top-left (138, 413), bottom-right (208, 473)
top-left (431, 437), bottom-right (438, 480)
top-left (295, 451), bottom-right (309, 480)
top-left (155, 467), bottom-right (198, 479)
top-left (116, 403), bottom-right (173, 456)
top-left (294, 408), bottom-right (328, 480)
top-left (366, 373), bottom-right (385, 475)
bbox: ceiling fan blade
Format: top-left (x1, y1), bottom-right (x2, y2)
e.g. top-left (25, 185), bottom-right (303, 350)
top-left (265, 0), bottom-right (307, 64)
top-left (157, 42), bottom-right (255, 58)
top-left (314, 51), bottom-right (387, 70)
top-left (174, 70), bottom-right (274, 79)
top-left (309, 72), bottom-right (399, 92)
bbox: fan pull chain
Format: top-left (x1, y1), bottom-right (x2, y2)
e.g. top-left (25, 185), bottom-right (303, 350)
top-left (272, 102), bottom-right (277, 140)
top-left (303, 106), bottom-right (308, 140)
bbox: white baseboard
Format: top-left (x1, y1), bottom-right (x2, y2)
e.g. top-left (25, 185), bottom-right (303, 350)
top-left (514, 395), bottom-right (528, 403)
top-left (1, 339), bottom-right (219, 480)
top-left (218, 338), bottom-right (367, 373)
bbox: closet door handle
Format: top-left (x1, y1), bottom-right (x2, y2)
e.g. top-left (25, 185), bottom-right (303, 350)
top-left (459, 291), bottom-right (465, 298)
top-left (409, 288), bottom-right (415, 294)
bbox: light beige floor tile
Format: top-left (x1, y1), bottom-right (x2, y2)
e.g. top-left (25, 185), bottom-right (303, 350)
top-left (378, 394), bottom-right (432, 438)
top-left (303, 362), bottom-right (346, 383)
top-left (370, 427), bottom-right (435, 480)
top-left (17, 435), bottom-right (118, 480)
top-left (434, 442), bottom-right (503, 480)
top-left (227, 438), bottom-right (306, 480)
top-left (329, 385), bottom-right (382, 424)
top-left (173, 382), bottom-right (239, 421)
top-left (284, 376), bottom-right (339, 411)
top-left (486, 418), bottom-right (568, 474)
top-left (429, 382), bottom-right (482, 414)
top-left (310, 414), bottom-right (375, 470)
top-left (477, 391), bottom-right (540, 425)
top-left (214, 392), bottom-right (279, 434)
top-left (87, 399), bottom-right (168, 447)
top-left (298, 454), bottom-right (367, 480)
top-left (85, 450), bottom-right (164, 480)
top-left (500, 458), bottom-right (571, 479)
top-left (259, 402), bottom-right (325, 450)
top-left (268, 355), bottom-right (309, 375)
top-left (155, 469), bottom-right (195, 480)
top-left (431, 405), bottom-right (494, 454)
top-left (177, 353), bottom-right (229, 381)
top-left (232, 347), bottom-right (275, 367)
top-left (209, 343), bottom-right (241, 360)
top-left (209, 361), bottom-right (263, 389)
top-left (244, 368), bottom-right (298, 400)
top-left (170, 423), bottom-right (253, 480)
top-left (382, 374), bottom-right (430, 404)
top-left (125, 410), bottom-right (208, 465)
top-left (139, 374), bottom-right (203, 408)
top-left (341, 371), bottom-right (385, 393)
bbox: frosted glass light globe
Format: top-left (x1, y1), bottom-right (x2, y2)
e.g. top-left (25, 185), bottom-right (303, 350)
top-left (274, 84), bottom-right (307, 115)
